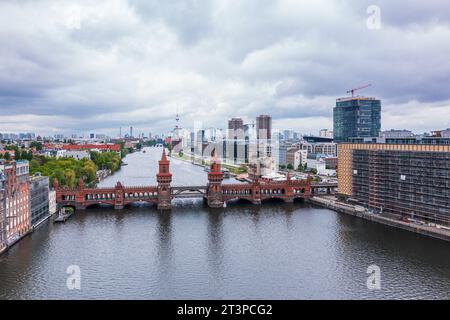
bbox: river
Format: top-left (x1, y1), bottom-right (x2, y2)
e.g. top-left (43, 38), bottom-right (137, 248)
top-left (0, 147), bottom-right (449, 299)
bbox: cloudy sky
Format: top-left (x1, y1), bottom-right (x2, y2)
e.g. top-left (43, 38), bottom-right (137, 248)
top-left (1, 0), bottom-right (450, 137)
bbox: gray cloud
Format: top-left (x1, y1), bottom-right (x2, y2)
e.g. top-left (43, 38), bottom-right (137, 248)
top-left (0, 0), bottom-right (450, 136)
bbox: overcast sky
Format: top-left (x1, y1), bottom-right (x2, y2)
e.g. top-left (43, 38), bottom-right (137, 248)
top-left (1, 0), bottom-right (450, 137)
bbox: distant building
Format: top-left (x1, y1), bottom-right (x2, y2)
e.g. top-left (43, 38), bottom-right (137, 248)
top-left (227, 118), bottom-right (245, 163)
top-left (0, 160), bottom-right (31, 247)
top-left (256, 115), bottom-right (272, 141)
top-left (63, 150), bottom-right (90, 160)
top-left (29, 174), bottom-right (50, 228)
top-left (319, 129), bottom-right (333, 138)
top-left (333, 97), bottom-right (381, 143)
top-left (381, 129), bottom-right (415, 139)
top-left (324, 157), bottom-right (338, 170)
top-left (62, 144), bottom-right (120, 153)
top-left (286, 148), bottom-right (307, 169)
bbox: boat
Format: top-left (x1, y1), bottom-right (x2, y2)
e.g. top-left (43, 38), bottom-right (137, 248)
top-left (222, 169), bottom-right (230, 179)
top-left (54, 208), bottom-right (74, 223)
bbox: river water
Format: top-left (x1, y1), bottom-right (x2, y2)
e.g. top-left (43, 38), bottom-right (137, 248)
top-left (0, 147), bottom-right (449, 299)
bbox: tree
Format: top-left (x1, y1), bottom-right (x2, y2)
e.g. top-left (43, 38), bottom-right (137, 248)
top-left (30, 141), bottom-right (43, 151)
top-left (310, 168), bottom-right (318, 175)
top-left (4, 152), bottom-right (10, 161)
top-left (179, 150), bottom-right (183, 158)
top-left (287, 163), bottom-right (294, 170)
top-left (64, 169), bottom-right (76, 188)
top-left (279, 165), bottom-right (286, 170)
top-left (297, 164), bottom-right (304, 172)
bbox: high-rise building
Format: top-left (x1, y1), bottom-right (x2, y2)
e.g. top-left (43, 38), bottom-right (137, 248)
top-left (256, 115), bottom-right (272, 140)
top-left (333, 97), bottom-right (381, 143)
top-left (228, 118), bottom-right (244, 139)
top-left (338, 143), bottom-right (450, 225)
top-left (256, 115), bottom-right (272, 159)
top-left (0, 160), bottom-right (31, 247)
top-left (227, 118), bottom-right (245, 164)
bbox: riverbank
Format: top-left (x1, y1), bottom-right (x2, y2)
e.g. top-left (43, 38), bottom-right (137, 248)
top-left (309, 196), bottom-right (450, 242)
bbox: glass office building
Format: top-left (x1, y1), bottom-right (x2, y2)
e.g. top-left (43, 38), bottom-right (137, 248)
top-left (333, 97), bottom-right (381, 143)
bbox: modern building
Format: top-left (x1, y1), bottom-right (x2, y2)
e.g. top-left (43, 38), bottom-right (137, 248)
top-left (227, 118), bottom-right (245, 163)
top-left (0, 160), bottom-right (31, 246)
top-left (256, 115), bottom-right (272, 159)
top-left (338, 143), bottom-right (450, 225)
top-left (333, 97), bottom-right (381, 143)
top-left (256, 115), bottom-right (272, 141)
top-left (286, 148), bottom-right (307, 169)
top-left (29, 174), bottom-right (50, 228)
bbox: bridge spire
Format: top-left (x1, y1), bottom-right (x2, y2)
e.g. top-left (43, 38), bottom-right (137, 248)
top-left (157, 148), bottom-right (172, 210)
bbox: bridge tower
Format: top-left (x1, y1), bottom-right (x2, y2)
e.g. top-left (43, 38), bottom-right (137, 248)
top-left (156, 149), bottom-right (172, 210)
top-left (207, 152), bottom-right (224, 208)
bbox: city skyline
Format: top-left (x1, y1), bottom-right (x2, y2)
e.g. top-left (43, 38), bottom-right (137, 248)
top-left (1, 1), bottom-right (450, 136)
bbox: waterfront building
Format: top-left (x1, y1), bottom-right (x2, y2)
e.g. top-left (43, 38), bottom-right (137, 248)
top-left (29, 174), bottom-right (50, 228)
top-left (0, 160), bottom-right (31, 246)
top-left (0, 173), bottom-right (6, 253)
top-left (333, 97), bottom-right (381, 143)
top-left (338, 144), bottom-right (450, 225)
top-left (48, 190), bottom-right (57, 216)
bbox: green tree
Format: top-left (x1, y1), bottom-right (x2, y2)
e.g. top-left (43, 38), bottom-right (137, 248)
top-left (30, 141), bottom-right (43, 151)
top-left (287, 163), bottom-right (294, 170)
top-left (4, 152), bottom-right (10, 161)
top-left (310, 168), bottom-right (318, 175)
top-left (64, 169), bottom-right (76, 188)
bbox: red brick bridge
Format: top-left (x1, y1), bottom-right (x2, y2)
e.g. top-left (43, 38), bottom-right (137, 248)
top-left (54, 150), bottom-right (335, 210)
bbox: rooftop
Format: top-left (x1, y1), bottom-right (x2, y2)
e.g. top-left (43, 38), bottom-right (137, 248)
top-left (336, 96), bottom-right (378, 102)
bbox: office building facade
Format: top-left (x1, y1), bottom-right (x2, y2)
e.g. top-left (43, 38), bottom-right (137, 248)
top-left (333, 97), bottom-right (381, 143)
top-left (338, 144), bottom-right (450, 225)
top-left (30, 175), bottom-right (50, 228)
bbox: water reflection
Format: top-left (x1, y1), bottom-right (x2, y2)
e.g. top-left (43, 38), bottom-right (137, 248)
top-left (0, 148), bottom-right (449, 299)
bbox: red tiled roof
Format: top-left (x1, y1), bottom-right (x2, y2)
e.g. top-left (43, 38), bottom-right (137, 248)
top-left (62, 144), bottom-right (120, 152)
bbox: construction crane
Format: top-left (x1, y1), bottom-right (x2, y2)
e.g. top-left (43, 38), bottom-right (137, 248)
top-left (347, 84), bottom-right (371, 97)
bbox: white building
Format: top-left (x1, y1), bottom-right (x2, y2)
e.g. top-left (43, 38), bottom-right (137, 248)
top-left (63, 150), bottom-right (90, 160)
top-left (48, 190), bottom-right (57, 216)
